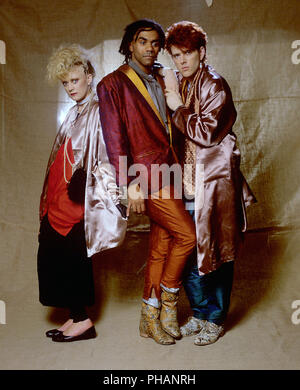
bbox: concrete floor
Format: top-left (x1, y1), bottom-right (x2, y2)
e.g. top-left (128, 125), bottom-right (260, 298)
top-left (0, 228), bottom-right (300, 371)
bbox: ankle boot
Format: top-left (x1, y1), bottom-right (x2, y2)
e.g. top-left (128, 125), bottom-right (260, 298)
top-left (139, 302), bottom-right (175, 345)
top-left (160, 289), bottom-right (181, 339)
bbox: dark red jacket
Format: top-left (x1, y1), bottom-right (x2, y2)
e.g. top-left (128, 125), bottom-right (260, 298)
top-left (97, 65), bottom-right (178, 194)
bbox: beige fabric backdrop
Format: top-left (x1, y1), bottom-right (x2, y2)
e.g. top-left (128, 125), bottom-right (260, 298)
top-left (0, 0), bottom-right (299, 370)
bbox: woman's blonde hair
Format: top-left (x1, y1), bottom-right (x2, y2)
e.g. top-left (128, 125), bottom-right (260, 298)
top-left (46, 44), bottom-right (95, 84)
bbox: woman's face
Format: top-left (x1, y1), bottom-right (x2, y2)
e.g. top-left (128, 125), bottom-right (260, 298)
top-left (61, 65), bottom-right (92, 103)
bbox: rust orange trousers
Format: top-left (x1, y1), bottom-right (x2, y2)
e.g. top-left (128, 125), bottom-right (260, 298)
top-left (143, 186), bottom-right (196, 301)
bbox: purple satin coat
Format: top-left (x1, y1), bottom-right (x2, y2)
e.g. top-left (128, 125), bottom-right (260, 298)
top-left (172, 64), bottom-right (256, 274)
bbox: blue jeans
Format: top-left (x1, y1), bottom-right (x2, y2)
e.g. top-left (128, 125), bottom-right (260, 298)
top-left (183, 199), bottom-right (234, 325)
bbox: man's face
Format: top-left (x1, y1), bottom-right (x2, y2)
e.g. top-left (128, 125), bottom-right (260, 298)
top-left (61, 65), bottom-right (92, 103)
top-left (129, 29), bottom-right (161, 73)
top-left (170, 46), bottom-right (205, 80)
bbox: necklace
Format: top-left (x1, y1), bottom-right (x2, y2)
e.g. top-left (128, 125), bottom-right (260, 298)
top-left (76, 91), bottom-right (92, 113)
top-left (63, 136), bottom-right (74, 184)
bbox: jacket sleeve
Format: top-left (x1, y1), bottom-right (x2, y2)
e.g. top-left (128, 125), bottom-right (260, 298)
top-left (84, 104), bottom-right (122, 205)
top-left (97, 123), bottom-right (123, 205)
top-left (97, 76), bottom-right (131, 188)
top-left (172, 78), bottom-right (237, 148)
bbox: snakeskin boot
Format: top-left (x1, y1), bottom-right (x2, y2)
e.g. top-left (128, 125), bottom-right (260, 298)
top-left (160, 289), bottom-right (181, 339)
top-left (180, 317), bottom-right (207, 337)
top-left (139, 302), bottom-right (175, 345)
top-left (194, 321), bottom-right (225, 345)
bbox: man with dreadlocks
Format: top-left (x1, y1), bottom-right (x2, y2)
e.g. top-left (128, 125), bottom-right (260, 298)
top-left (97, 19), bottom-right (196, 345)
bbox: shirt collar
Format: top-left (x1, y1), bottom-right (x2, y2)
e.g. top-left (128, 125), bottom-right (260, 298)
top-left (128, 60), bottom-right (156, 83)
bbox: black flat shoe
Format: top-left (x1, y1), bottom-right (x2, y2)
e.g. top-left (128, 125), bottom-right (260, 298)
top-left (52, 326), bottom-right (97, 342)
top-left (46, 329), bottom-right (63, 338)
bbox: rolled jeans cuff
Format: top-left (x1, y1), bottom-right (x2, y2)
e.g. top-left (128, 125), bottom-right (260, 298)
top-left (143, 297), bottom-right (161, 308)
top-left (160, 283), bottom-right (179, 294)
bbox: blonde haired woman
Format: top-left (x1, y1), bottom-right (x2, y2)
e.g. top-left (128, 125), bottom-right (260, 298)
top-left (38, 45), bottom-right (127, 342)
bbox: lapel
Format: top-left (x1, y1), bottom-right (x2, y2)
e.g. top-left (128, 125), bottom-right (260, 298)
top-left (119, 64), bottom-right (165, 128)
top-left (119, 64), bottom-right (178, 163)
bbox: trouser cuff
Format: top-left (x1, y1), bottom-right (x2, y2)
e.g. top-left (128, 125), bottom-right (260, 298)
top-left (160, 283), bottom-right (179, 294)
top-left (194, 314), bottom-right (225, 326)
top-left (142, 298), bottom-right (161, 308)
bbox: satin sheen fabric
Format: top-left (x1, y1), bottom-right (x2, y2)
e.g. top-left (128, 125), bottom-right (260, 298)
top-left (143, 187), bottom-right (196, 299)
top-left (98, 65), bottom-right (196, 297)
top-left (39, 96), bottom-right (127, 257)
top-left (97, 65), bottom-right (177, 194)
top-left (172, 64), bottom-right (256, 274)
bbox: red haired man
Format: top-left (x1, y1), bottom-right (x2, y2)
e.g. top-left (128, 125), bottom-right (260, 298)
top-left (164, 21), bottom-right (256, 345)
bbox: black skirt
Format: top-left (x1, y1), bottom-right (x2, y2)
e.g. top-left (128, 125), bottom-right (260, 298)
top-left (37, 215), bottom-right (95, 308)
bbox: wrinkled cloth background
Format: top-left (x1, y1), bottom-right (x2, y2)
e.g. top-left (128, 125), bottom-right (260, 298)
top-left (0, 0), bottom-right (299, 370)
